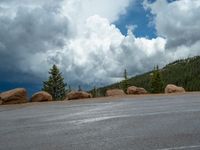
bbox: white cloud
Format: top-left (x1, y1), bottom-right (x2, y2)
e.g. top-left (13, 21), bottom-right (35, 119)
top-left (1, 0), bottom-right (200, 90)
top-left (51, 15), bottom-right (166, 87)
top-left (145, 0), bottom-right (200, 49)
top-left (0, 0), bottom-right (136, 87)
top-left (143, 0), bottom-right (200, 67)
top-left (62, 0), bottom-right (132, 23)
top-left (17, 13), bottom-right (166, 87)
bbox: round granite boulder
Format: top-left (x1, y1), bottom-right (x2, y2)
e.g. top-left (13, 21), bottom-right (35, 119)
top-left (0, 88), bottom-right (28, 105)
top-left (165, 84), bottom-right (185, 94)
top-left (31, 91), bottom-right (53, 102)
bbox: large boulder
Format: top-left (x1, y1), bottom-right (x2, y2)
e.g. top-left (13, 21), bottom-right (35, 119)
top-left (106, 89), bottom-right (126, 97)
top-left (31, 91), bottom-right (53, 102)
top-left (67, 91), bottom-right (92, 100)
top-left (0, 88), bottom-right (28, 105)
top-left (165, 84), bottom-right (185, 94)
top-left (127, 86), bottom-right (148, 95)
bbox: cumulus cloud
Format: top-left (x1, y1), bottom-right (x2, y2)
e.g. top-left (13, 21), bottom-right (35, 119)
top-left (145, 0), bottom-right (200, 50)
top-left (49, 15), bottom-right (166, 87)
top-left (62, 0), bottom-right (132, 23)
top-left (0, 0), bottom-right (135, 88)
top-left (0, 0), bottom-right (200, 91)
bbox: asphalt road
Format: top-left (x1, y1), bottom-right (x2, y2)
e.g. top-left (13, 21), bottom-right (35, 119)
top-left (1, 93), bottom-right (200, 150)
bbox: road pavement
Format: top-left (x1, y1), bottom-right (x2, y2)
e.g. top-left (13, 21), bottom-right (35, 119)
top-left (0, 93), bottom-right (200, 150)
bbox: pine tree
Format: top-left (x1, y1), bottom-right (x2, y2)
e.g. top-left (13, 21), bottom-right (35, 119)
top-left (124, 69), bottom-right (128, 80)
top-left (121, 69), bottom-right (129, 93)
top-left (91, 86), bottom-right (97, 98)
top-left (150, 65), bottom-right (163, 93)
top-left (42, 65), bottom-right (66, 100)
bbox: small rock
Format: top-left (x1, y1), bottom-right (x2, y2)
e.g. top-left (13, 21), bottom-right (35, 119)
top-left (127, 86), bottom-right (148, 95)
top-left (67, 91), bottom-right (92, 100)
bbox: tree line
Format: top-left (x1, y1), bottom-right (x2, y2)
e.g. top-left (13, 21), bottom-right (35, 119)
top-left (96, 56), bottom-right (200, 96)
top-left (43, 56), bottom-right (200, 99)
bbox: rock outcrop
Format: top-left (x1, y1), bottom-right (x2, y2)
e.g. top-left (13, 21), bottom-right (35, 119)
top-left (165, 84), bottom-right (185, 94)
top-left (31, 91), bottom-right (53, 102)
top-left (127, 86), bottom-right (148, 95)
top-left (67, 91), bottom-right (92, 100)
top-left (106, 89), bottom-right (126, 97)
top-left (0, 88), bottom-right (28, 105)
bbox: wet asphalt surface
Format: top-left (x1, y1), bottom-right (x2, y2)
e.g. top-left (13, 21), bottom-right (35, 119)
top-left (0, 93), bottom-right (200, 150)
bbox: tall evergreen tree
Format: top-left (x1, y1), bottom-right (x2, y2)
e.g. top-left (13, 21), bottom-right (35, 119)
top-left (150, 65), bottom-right (163, 93)
top-left (91, 86), bottom-right (97, 98)
top-left (124, 69), bottom-right (128, 80)
top-left (42, 65), bottom-right (66, 100)
top-left (121, 69), bottom-right (129, 93)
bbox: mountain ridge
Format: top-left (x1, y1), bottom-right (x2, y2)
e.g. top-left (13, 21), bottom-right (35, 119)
top-left (94, 56), bottom-right (200, 96)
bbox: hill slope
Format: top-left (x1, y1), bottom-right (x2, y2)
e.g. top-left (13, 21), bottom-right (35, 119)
top-left (96, 56), bottom-right (200, 96)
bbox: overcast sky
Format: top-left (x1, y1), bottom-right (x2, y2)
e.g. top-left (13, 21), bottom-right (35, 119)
top-left (0, 0), bottom-right (200, 94)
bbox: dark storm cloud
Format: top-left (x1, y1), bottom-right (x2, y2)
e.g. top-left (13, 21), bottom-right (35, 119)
top-left (0, 1), bottom-right (69, 83)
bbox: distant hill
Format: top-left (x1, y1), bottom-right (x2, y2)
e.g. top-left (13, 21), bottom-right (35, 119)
top-left (95, 56), bottom-right (200, 96)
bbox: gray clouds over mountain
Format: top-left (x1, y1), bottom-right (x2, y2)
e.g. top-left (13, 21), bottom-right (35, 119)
top-left (0, 0), bottom-right (200, 92)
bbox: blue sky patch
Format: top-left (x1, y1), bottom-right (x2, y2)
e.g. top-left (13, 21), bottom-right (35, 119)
top-left (114, 0), bottom-right (157, 39)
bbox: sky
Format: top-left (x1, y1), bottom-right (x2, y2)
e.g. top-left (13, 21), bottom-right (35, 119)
top-left (0, 0), bottom-right (200, 95)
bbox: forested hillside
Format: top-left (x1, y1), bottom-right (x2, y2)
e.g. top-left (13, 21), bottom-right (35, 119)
top-left (95, 56), bottom-right (200, 96)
